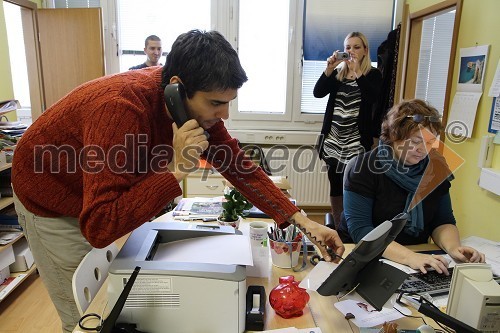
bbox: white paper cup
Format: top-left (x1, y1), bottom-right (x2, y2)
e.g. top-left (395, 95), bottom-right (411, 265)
top-left (249, 221), bottom-right (269, 246)
top-left (269, 239), bottom-right (300, 268)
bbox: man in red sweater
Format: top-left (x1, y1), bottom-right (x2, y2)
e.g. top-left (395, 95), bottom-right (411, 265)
top-left (12, 30), bottom-right (344, 332)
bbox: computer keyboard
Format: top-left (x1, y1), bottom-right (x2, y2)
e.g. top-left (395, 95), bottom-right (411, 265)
top-left (399, 267), bottom-right (454, 296)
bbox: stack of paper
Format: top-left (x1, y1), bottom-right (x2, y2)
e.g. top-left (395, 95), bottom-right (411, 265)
top-left (0, 121), bottom-right (27, 138)
top-left (0, 100), bottom-right (20, 116)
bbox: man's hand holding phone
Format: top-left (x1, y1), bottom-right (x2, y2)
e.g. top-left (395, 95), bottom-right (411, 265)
top-left (170, 120), bottom-right (209, 181)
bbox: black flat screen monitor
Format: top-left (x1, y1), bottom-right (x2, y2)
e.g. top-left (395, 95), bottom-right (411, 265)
top-left (317, 213), bottom-right (409, 310)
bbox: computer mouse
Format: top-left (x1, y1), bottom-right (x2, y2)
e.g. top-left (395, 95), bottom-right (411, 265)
top-left (417, 324), bottom-right (436, 333)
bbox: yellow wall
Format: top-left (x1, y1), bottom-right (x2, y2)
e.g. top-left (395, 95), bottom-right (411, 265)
top-left (406, 0), bottom-right (500, 241)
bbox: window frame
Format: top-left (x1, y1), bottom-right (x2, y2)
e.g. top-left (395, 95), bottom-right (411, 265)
top-left (224, 0), bottom-right (324, 131)
top-left (102, 0), bottom-right (397, 132)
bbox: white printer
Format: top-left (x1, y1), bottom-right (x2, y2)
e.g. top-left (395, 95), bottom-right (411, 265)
top-left (107, 222), bottom-right (247, 333)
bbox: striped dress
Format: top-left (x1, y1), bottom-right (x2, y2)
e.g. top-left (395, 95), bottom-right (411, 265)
top-left (323, 79), bottom-right (365, 164)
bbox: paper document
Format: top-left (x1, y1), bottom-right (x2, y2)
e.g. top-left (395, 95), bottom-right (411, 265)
top-left (461, 236), bottom-right (500, 276)
top-left (154, 234), bottom-right (253, 266)
top-left (447, 92), bottom-right (482, 138)
top-left (488, 59), bottom-right (500, 97)
top-left (334, 294), bottom-right (411, 328)
top-left (260, 328), bottom-right (322, 333)
top-left (299, 261), bottom-right (339, 291)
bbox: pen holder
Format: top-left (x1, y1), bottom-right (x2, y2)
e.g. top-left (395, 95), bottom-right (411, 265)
top-left (269, 239), bottom-right (300, 268)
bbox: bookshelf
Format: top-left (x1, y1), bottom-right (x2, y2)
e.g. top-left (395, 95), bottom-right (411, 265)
top-left (0, 260), bottom-right (37, 302)
top-left (0, 163), bottom-right (36, 302)
top-left (0, 163), bottom-right (14, 211)
top-left (0, 234), bottom-right (37, 303)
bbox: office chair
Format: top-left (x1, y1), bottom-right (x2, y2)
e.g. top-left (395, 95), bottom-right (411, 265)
top-left (72, 242), bottom-right (120, 315)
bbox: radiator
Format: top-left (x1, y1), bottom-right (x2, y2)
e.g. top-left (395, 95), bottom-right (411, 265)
top-left (262, 146), bottom-right (330, 207)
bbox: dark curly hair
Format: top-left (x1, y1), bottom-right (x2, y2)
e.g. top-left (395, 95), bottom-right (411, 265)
top-left (380, 99), bottom-right (444, 145)
top-left (161, 30), bottom-right (248, 98)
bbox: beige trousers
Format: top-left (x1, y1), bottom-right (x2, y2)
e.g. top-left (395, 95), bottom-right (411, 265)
top-left (13, 193), bottom-right (92, 333)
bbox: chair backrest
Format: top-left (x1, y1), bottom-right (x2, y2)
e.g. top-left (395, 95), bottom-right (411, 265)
top-left (343, 155), bottom-right (359, 191)
top-left (72, 242), bottom-right (119, 315)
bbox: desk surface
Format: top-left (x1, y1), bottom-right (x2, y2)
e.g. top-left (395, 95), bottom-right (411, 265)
top-left (73, 217), bottom-right (440, 333)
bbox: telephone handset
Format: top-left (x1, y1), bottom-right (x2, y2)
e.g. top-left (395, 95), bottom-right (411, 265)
top-left (164, 83), bottom-right (190, 127)
top-left (164, 82), bottom-right (210, 139)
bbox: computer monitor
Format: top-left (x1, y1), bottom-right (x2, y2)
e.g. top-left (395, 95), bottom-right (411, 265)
top-left (447, 263), bottom-right (500, 332)
top-left (317, 213), bottom-right (409, 310)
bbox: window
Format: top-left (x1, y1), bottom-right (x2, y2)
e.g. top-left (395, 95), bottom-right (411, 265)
top-left (300, 0), bottom-right (393, 116)
top-left (4, 1), bottom-right (30, 108)
top-left (226, 0), bottom-right (394, 131)
top-left (105, 0), bottom-right (395, 131)
top-left (236, 0), bottom-right (291, 118)
top-left (414, 9), bottom-right (455, 114)
top-left (116, 0), bottom-right (211, 72)
top-left (54, 0), bottom-right (100, 8)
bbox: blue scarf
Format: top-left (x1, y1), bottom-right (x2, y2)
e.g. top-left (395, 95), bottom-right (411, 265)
top-left (376, 142), bottom-right (428, 236)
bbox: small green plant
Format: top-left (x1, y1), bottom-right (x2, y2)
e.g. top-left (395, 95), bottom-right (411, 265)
top-left (219, 188), bottom-right (253, 222)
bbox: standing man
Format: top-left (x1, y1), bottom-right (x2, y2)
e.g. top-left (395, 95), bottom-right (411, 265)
top-left (11, 29), bottom-right (345, 332)
top-left (129, 34), bottom-right (163, 70)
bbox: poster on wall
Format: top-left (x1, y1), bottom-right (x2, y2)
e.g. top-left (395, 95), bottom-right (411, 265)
top-left (447, 45), bottom-right (490, 138)
top-left (457, 45), bottom-right (490, 92)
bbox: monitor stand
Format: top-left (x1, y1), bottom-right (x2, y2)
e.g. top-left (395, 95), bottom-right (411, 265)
top-left (355, 260), bottom-right (409, 311)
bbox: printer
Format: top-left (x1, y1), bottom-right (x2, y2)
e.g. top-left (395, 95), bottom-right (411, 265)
top-left (107, 222), bottom-right (247, 333)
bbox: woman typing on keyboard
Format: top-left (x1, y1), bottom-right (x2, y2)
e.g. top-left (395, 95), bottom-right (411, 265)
top-left (339, 99), bottom-right (485, 274)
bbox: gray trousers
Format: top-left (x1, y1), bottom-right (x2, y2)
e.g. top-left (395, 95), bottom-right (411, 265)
top-left (13, 193), bottom-right (92, 333)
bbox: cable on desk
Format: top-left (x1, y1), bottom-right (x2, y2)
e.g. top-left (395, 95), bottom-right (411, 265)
top-left (78, 313), bottom-right (103, 331)
top-left (395, 291), bottom-right (453, 333)
top-left (78, 300), bottom-right (108, 331)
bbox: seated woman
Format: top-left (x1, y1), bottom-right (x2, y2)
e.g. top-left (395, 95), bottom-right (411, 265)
top-left (339, 99), bottom-right (485, 274)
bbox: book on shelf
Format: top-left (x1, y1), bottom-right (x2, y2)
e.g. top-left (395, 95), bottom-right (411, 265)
top-left (0, 230), bottom-right (22, 246)
top-left (0, 274), bottom-right (27, 300)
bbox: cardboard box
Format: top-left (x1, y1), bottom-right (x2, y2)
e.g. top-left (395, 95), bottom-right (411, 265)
top-left (0, 266), bottom-right (10, 284)
top-left (9, 238), bottom-right (34, 272)
top-left (0, 244), bottom-right (15, 282)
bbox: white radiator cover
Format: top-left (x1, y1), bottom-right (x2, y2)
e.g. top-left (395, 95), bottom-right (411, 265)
top-left (262, 146), bottom-right (330, 207)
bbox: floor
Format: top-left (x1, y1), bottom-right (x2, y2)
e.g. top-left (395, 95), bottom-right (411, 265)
top-left (0, 273), bottom-right (60, 333)
top-left (0, 212), bottom-right (329, 333)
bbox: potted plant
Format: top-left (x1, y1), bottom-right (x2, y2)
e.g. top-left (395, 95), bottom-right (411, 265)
top-left (218, 188), bottom-right (253, 229)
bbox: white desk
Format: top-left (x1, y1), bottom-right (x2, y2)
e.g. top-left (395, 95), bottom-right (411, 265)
top-left (73, 217), bottom-right (441, 333)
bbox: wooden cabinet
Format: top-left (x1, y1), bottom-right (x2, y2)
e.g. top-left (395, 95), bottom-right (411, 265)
top-left (184, 170), bottom-right (225, 197)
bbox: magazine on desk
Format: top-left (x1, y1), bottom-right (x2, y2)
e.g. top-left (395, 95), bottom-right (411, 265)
top-left (173, 197), bottom-right (223, 219)
top-left (173, 196), bottom-right (297, 220)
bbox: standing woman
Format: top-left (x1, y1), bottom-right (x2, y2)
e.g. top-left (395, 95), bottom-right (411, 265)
top-left (314, 31), bottom-right (382, 231)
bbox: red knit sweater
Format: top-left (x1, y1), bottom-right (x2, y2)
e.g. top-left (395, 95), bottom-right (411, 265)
top-left (12, 67), bottom-right (298, 247)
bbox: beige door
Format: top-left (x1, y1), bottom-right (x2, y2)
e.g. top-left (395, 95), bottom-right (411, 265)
top-left (38, 8), bottom-right (105, 108)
